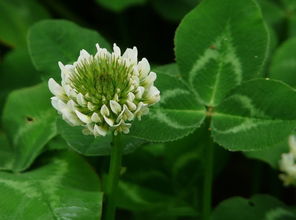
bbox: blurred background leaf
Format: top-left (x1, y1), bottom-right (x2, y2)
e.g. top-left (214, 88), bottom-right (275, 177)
top-left (0, 0), bottom-right (49, 48)
top-left (96, 0), bottom-right (146, 12)
top-left (2, 83), bottom-right (57, 172)
top-left (0, 48), bottom-right (40, 116)
top-left (270, 37), bottom-right (296, 87)
top-left (212, 194), bottom-right (291, 220)
top-left (150, 0), bottom-right (200, 22)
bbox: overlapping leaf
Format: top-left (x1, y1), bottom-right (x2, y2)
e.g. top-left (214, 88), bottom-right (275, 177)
top-left (129, 72), bottom-right (206, 142)
top-left (175, 0), bottom-right (269, 106)
top-left (212, 195), bottom-right (287, 220)
top-left (270, 37), bottom-right (296, 87)
top-left (0, 0), bottom-right (49, 47)
top-left (2, 83), bottom-right (57, 171)
top-left (57, 119), bottom-right (145, 156)
top-left (0, 132), bottom-right (14, 171)
top-left (0, 48), bottom-right (40, 115)
top-left (0, 151), bottom-right (103, 220)
top-left (245, 137), bottom-right (289, 168)
top-left (27, 19), bottom-right (110, 80)
top-left (211, 79), bottom-right (296, 151)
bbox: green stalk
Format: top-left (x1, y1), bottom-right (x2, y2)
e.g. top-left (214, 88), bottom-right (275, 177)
top-left (202, 133), bottom-right (214, 220)
top-left (105, 134), bottom-right (122, 220)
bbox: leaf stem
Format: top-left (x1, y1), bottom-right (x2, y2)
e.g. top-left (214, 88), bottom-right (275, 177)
top-left (202, 132), bottom-right (214, 220)
top-left (105, 134), bottom-right (122, 220)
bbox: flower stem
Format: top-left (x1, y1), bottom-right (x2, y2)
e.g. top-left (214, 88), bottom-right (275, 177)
top-left (202, 135), bottom-right (214, 220)
top-left (105, 134), bottom-right (122, 220)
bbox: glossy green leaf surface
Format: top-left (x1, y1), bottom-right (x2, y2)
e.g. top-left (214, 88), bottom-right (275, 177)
top-left (211, 79), bottom-right (296, 151)
top-left (129, 72), bottom-right (206, 142)
top-left (245, 137), bottom-right (289, 168)
top-left (175, 0), bottom-right (269, 106)
top-left (0, 132), bottom-right (14, 171)
top-left (57, 119), bottom-right (145, 156)
top-left (0, 151), bottom-right (103, 219)
top-left (27, 19), bottom-right (110, 80)
top-left (270, 37), bottom-right (296, 87)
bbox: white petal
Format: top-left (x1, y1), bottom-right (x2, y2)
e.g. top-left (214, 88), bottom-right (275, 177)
top-left (123, 46), bottom-right (138, 64)
top-left (110, 100), bottom-right (122, 114)
top-left (122, 125), bottom-right (130, 134)
top-left (95, 47), bottom-right (109, 59)
top-left (126, 100), bottom-right (137, 111)
top-left (135, 86), bottom-right (145, 99)
top-left (113, 120), bottom-right (131, 134)
top-left (58, 61), bottom-right (64, 70)
top-left (77, 93), bottom-right (86, 106)
top-left (52, 99), bottom-right (81, 126)
top-left (289, 135), bottom-right (296, 157)
top-left (91, 112), bottom-right (102, 123)
top-left (132, 76), bottom-right (140, 87)
top-left (127, 92), bottom-right (135, 102)
top-left (145, 86), bottom-right (160, 104)
top-left (113, 43), bottom-right (121, 57)
top-left (118, 105), bottom-right (134, 121)
top-left (59, 62), bottom-right (73, 83)
top-left (78, 49), bottom-right (91, 63)
top-left (50, 97), bottom-right (60, 111)
top-left (67, 100), bottom-right (76, 110)
top-left (134, 102), bottom-right (149, 120)
top-left (70, 89), bottom-right (78, 99)
top-left (82, 128), bottom-right (92, 135)
top-left (94, 124), bottom-right (107, 136)
top-left (48, 78), bottom-right (64, 98)
top-left (54, 98), bottom-right (68, 114)
top-left (103, 116), bottom-right (114, 126)
top-left (83, 124), bottom-right (94, 135)
top-left (87, 102), bottom-right (97, 111)
top-left (138, 58), bottom-right (150, 78)
top-left (125, 106), bottom-right (134, 121)
top-left (100, 104), bottom-right (110, 116)
top-left (96, 43), bottom-right (101, 51)
top-left (143, 72), bottom-right (157, 86)
top-left (62, 109), bottom-right (82, 126)
top-left (64, 84), bottom-right (72, 97)
top-left (113, 93), bottom-right (119, 102)
top-left (75, 110), bottom-right (91, 124)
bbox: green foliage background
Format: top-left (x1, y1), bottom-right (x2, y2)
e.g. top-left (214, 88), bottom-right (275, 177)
top-left (0, 0), bottom-right (296, 219)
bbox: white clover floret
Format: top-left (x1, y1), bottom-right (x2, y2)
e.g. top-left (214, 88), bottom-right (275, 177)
top-left (48, 43), bottom-right (160, 136)
top-left (279, 135), bottom-right (296, 186)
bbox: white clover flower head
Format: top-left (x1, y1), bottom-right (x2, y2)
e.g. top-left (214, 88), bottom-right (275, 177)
top-left (279, 135), bottom-right (296, 186)
top-left (48, 43), bottom-right (160, 137)
top-left (289, 135), bottom-right (296, 157)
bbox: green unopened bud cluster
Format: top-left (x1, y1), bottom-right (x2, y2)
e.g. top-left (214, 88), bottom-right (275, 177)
top-left (48, 43), bottom-right (160, 136)
top-left (279, 135), bottom-right (296, 186)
